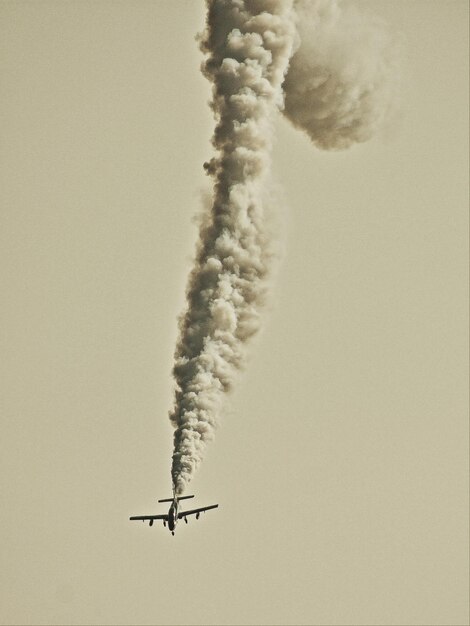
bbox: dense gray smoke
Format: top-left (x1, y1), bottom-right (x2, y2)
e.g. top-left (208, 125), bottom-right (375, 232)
top-left (283, 0), bottom-right (401, 149)
top-left (169, 0), bottom-right (296, 495)
top-left (169, 0), bottom-right (400, 494)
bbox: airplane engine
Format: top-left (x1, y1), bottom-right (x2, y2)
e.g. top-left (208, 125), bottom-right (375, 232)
top-left (196, 513), bottom-right (200, 520)
top-left (149, 519), bottom-right (154, 527)
top-left (184, 517), bottom-right (188, 524)
top-left (163, 520), bottom-right (166, 527)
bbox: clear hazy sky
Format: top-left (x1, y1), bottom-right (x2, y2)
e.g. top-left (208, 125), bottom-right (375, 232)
top-left (1, 2), bottom-right (468, 625)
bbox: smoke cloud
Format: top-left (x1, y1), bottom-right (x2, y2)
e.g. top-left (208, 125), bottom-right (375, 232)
top-left (283, 0), bottom-right (402, 150)
top-left (169, 0), bottom-right (296, 495)
top-left (168, 0), bottom-right (400, 494)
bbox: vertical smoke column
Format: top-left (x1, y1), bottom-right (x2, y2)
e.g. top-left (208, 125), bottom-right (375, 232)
top-left (169, 0), bottom-right (295, 495)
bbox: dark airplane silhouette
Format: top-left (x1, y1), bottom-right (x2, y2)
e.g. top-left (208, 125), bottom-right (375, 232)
top-left (129, 493), bottom-right (218, 535)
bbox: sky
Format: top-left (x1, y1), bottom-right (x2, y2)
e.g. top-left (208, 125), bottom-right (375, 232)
top-left (0, 1), bottom-right (468, 625)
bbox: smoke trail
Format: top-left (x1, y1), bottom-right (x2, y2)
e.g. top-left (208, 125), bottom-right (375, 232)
top-left (168, 0), bottom-right (400, 495)
top-left (283, 0), bottom-right (402, 150)
top-left (169, 0), bottom-right (296, 494)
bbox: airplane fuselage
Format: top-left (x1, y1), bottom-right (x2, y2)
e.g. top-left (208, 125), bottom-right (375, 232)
top-left (168, 501), bottom-right (178, 533)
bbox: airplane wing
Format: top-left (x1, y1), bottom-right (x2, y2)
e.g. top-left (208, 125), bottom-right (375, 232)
top-left (178, 504), bottom-right (218, 519)
top-left (129, 514), bottom-right (168, 521)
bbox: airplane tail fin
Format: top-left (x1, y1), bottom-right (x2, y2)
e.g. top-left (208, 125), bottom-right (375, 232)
top-left (158, 495), bottom-right (195, 503)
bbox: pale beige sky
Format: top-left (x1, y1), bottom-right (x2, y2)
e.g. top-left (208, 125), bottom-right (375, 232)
top-left (1, 2), bottom-right (468, 625)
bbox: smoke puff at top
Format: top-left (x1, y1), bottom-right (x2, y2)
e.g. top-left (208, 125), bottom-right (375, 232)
top-left (169, 0), bottom-right (401, 495)
top-left (283, 0), bottom-right (402, 150)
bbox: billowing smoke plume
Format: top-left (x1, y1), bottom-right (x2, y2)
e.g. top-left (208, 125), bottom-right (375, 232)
top-left (169, 0), bottom-right (296, 495)
top-left (283, 0), bottom-right (401, 149)
top-left (169, 0), bottom-right (400, 494)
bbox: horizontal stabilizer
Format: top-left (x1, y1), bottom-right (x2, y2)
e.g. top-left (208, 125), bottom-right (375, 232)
top-left (158, 495), bottom-right (195, 503)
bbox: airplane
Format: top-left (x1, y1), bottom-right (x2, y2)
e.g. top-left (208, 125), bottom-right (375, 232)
top-left (129, 493), bottom-right (218, 535)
